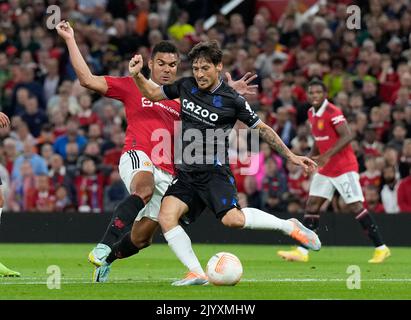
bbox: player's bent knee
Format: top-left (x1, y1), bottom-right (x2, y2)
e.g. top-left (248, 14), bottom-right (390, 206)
top-left (158, 211), bottom-right (178, 230)
top-left (132, 187), bottom-right (154, 205)
top-left (221, 208), bottom-right (245, 228)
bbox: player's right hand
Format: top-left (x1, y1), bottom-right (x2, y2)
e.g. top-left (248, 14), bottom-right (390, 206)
top-left (129, 55), bottom-right (143, 77)
top-left (290, 154), bottom-right (317, 174)
top-left (56, 20), bottom-right (74, 41)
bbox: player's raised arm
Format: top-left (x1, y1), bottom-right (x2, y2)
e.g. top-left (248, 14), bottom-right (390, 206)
top-left (256, 122), bottom-right (317, 173)
top-left (56, 20), bottom-right (107, 95)
top-left (129, 55), bottom-right (166, 101)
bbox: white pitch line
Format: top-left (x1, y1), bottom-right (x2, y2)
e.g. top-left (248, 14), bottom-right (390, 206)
top-left (1, 278), bottom-right (411, 285)
top-left (242, 278), bottom-right (411, 282)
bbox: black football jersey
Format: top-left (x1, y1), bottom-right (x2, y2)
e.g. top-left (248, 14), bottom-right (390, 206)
top-left (162, 77), bottom-right (261, 172)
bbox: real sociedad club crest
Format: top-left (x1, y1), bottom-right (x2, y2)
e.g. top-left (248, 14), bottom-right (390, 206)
top-left (213, 95), bottom-right (222, 108)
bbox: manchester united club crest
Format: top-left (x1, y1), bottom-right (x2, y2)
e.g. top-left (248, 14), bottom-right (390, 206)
top-left (317, 119), bottom-right (324, 130)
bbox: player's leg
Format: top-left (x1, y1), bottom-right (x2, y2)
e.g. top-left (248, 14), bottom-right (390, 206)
top-left (276, 196), bottom-right (327, 262)
top-left (106, 166), bottom-right (173, 262)
top-left (89, 151), bottom-right (154, 267)
top-left (92, 166), bottom-right (173, 282)
top-left (220, 207), bottom-right (320, 251)
top-left (347, 201), bottom-right (390, 263)
top-left (0, 184), bottom-right (20, 277)
top-left (159, 195), bottom-right (208, 286)
top-left (92, 218), bottom-right (158, 282)
top-left (107, 217), bottom-right (158, 262)
top-left (102, 171), bottom-right (153, 243)
top-left (277, 173), bottom-right (333, 262)
top-left (335, 171), bottom-right (390, 263)
top-left (205, 167), bottom-right (321, 249)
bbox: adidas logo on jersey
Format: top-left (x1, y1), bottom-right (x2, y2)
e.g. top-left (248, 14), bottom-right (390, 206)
top-left (182, 99), bottom-right (219, 122)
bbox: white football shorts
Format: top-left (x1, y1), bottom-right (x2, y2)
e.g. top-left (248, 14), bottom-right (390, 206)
top-left (118, 150), bottom-right (173, 222)
top-left (309, 171), bottom-right (364, 204)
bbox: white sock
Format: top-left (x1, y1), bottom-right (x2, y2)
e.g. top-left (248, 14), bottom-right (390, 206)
top-left (0, 208), bottom-right (2, 224)
top-left (164, 225), bottom-right (205, 276)
top-left (376, 244), bottom-right (387, 250)
top-left (242, 207), bottom-right (294, 234)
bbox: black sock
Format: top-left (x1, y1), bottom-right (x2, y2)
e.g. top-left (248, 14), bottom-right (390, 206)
top-left (100, 194), bottom-right (145, 247)
top-left (303, 213), bottom-right (320, 233)
top-left (355, 209), bottom-right (384, 247)
top-left (106, 232), bottom-right (139, 264)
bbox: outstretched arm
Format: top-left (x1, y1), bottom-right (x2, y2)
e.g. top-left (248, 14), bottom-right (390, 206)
top-left (56, 20), bottom-right (107, 95)
top-left (129, 54), bottom-right (166, 101)
top-left (256, 122), bottom-right (317, 173)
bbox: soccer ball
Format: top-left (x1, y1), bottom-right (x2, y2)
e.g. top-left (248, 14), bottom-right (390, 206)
top-left (206, 252), bottom-right (243, 286)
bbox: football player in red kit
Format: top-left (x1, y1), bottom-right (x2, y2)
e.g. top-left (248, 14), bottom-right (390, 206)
top-left (278, 79), bottom-right (390, 263)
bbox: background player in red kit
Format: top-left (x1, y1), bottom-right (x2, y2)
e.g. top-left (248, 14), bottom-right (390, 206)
top-left (56, 21), bottom-right (256, 282)
top-left (278, 79), bottom-right (390, 263)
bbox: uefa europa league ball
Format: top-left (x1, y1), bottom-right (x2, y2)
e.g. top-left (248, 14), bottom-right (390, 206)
top-left (206, 252), bottom-right (243, 286)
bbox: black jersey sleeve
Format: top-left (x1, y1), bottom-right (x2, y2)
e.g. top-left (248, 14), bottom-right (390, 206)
top-left (161, 77), bottom-right (187, 100)
top-left (235, 95), bottom-right (261, 128)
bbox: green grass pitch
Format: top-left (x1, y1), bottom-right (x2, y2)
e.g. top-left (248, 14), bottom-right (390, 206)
top-left (0, 243), bottom-right (410, 300)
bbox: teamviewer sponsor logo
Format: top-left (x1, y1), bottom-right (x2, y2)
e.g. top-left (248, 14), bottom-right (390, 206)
top-left (141, 97), bottom-right (153, 107)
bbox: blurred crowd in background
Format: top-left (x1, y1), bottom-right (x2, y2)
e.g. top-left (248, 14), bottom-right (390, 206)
top-left (0, 0), bottom-right (410, 214)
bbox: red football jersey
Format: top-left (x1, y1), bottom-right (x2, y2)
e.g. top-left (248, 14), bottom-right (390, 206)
top-left (104, 76), bottom-right (180, 175)
top-left (308, 100), bottom-right (358, 177)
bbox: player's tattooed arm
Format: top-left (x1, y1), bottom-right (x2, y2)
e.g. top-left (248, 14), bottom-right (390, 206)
top-left (257, 122), bottom-right (293, 158)
top-left (256, 122), bottom-right (317, 173)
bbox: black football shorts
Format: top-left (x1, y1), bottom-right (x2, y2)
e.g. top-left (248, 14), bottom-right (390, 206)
top-left (163, 166), bottom-right (240, 224)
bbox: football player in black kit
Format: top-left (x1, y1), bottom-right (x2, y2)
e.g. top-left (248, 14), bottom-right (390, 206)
top-left (129, 40), bottom-right (320, 286)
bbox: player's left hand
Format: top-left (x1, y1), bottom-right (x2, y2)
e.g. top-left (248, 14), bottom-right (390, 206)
top-left (290, 155), bottom-right (317, 174)
top-left (0, 112), bottom-right (10, 128)
top-left (226, 72), bottom-right (258, 96)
